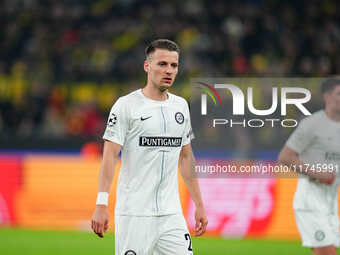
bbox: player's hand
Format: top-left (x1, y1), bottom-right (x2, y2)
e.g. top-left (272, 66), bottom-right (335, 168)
top-left (194, 207), bottom-right (208, 236)
top-left (308, 171), bottom-right (335, 185)
top-left (91, 205), bottom-right (109, 238)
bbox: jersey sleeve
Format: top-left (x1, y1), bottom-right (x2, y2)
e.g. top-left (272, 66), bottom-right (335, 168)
top-left (182, 101), bottom-right (195, 146)
top-left (102, 98), bottom-right (128, 146)
top-left (286, 118), bottom-right (315, 154)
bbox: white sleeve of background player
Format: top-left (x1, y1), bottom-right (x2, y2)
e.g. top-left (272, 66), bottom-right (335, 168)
top-left (182, 101), bottom-right (194, 146)
top-left (286, 118), bottom-right (315, 154)
top-left (102, 98), bottom-right (128, 146)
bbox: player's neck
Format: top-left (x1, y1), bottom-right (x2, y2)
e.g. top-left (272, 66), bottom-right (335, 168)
top-left (142, 85), bottom-right (168, 101)
top-left (325, 108), bottom-right (340, 122)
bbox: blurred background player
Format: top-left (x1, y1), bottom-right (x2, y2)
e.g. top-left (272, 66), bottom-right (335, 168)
top-left (278, 78), bottom-right (340, 255)
top-left (1, 1), bottom-right (340, 255)
top-left (91, 39), bottom-right (208, 255)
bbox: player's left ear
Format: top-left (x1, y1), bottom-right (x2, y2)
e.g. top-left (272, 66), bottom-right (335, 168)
top-left (144, 60), bottom-right (149, 73)
top-left (323, 92), bottom-right (330, 104)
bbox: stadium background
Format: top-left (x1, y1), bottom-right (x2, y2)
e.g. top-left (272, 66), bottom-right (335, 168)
top-left (0, 0), bottom-right (340, 254)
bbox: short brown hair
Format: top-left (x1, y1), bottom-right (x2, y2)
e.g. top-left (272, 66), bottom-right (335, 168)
top-left (321, 78), bottom-right (340, 94)
top-left (145, 39), bottom-right (180, 58)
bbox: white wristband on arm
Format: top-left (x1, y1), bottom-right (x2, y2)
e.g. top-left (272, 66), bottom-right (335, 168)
top-left (96, 192), bottom-right (109, 206)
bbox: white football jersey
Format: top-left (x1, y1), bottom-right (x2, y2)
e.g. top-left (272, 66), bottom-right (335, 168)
top-left (103, 89), bottom-right (194, 216)
top-left (286, 110), bottom-right (340, 214)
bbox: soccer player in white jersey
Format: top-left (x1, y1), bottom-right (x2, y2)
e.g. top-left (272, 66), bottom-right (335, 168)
top-left (91, 39), bottom-right (208, 255)
top-left (278, 78), bottom-right (340, 255)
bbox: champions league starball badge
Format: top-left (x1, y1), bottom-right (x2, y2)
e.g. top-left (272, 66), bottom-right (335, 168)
top-left (107, 113), bottom-right (117, 126)
top-left (175, 112), bottom-right (184, 124)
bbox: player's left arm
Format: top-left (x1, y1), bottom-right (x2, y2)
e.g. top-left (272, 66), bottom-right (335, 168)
top-left (179, 143), bottom-right (208, 236)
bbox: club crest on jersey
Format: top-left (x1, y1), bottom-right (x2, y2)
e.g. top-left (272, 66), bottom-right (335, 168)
top-left (175, 112), bottom-right (184, 124)
top-left (107, 113), bottom-right (117, 126)
top-left (314, 230), bottom-right (325, 241)
top-left (124, 250), bottom-right (136, 255)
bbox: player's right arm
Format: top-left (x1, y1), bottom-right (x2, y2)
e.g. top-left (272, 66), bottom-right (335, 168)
top-left (91, 140), bottom-right (121, 238)
top-left (91, 97), bottom-right (127, 237)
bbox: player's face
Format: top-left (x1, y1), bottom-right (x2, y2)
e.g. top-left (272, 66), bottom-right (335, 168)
top-left (325, 85), bottom-right (340, 114)
top-left (144, 49), bottom-right (179, 92)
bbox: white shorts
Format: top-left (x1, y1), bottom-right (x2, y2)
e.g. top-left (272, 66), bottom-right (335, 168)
top-left (115, 214), bottom-right (193, 255)
top-left (294, 210), bottom-right (340, 248)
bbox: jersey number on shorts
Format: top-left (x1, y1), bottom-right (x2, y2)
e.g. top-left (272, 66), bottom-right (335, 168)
top-left (184, 233), bottom-right (193, 251)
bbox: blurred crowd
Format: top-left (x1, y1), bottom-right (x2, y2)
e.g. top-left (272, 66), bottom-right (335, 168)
top-left (0, 0), bottom-right (339, 149)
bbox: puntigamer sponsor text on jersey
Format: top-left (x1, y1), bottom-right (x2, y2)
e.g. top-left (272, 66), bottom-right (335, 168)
top-left (139, 136), bottom-right (182, 147)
